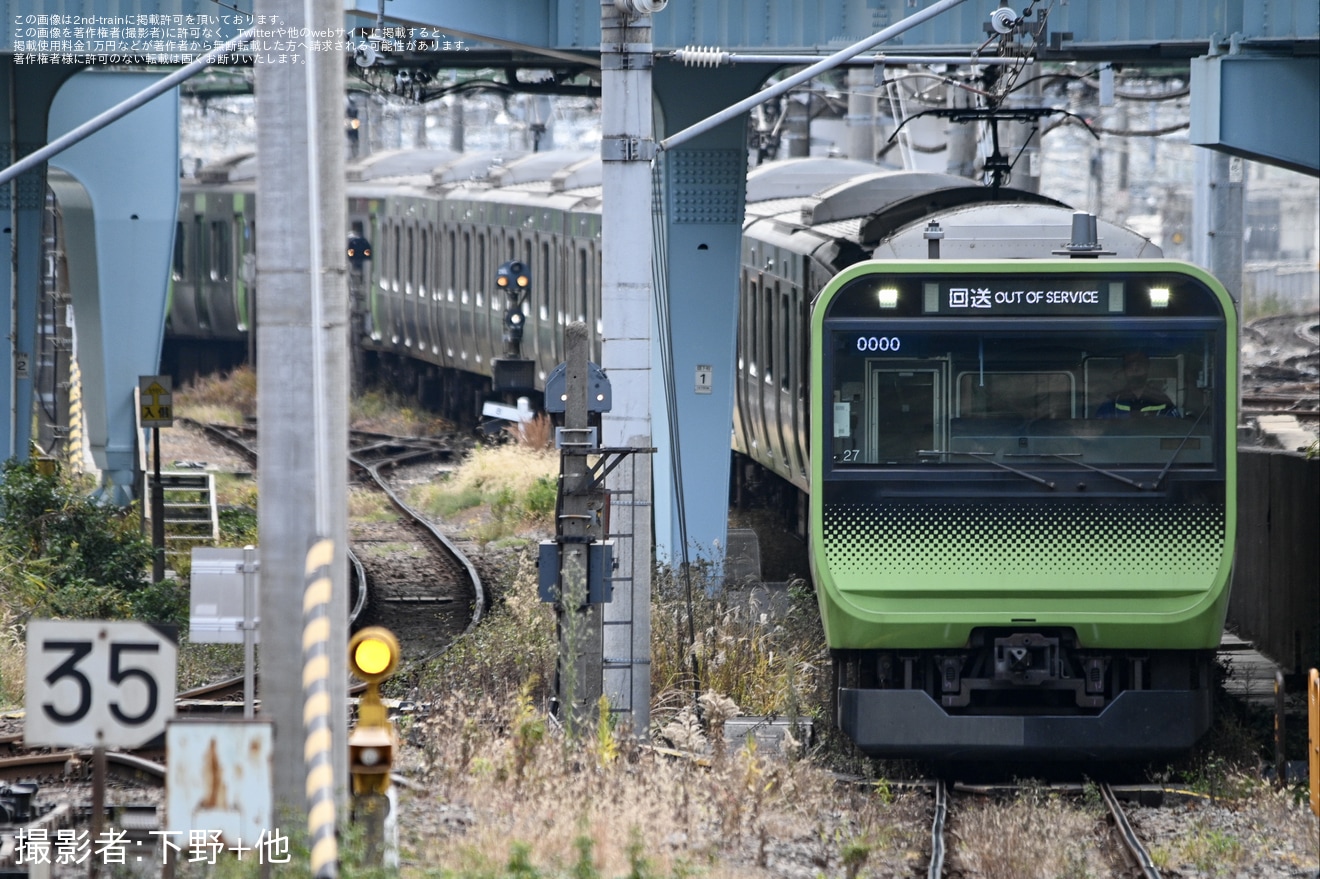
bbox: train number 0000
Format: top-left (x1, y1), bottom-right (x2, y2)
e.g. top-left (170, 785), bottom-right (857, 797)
top-left (857, 336), bottom-right (901, 352)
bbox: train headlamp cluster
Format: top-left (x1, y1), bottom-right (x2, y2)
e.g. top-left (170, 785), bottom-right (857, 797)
top-left (877, 287), bottom-right (900, 309)
top-left (1148, 287), bottom-right (1171, 309)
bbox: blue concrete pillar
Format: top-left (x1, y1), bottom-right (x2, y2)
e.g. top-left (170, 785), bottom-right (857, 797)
top-left (47, 70), bottom-right (179, 503)
top-left (652, 61), bottom-right (769, 574)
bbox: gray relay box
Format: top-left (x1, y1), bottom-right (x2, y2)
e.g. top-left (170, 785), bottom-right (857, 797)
top-left (190, 548), bottom-right (260, 644)
top-left (537, 541), bottom-right (614, 605)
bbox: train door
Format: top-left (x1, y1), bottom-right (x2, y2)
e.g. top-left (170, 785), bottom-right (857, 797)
top-left (863, 363), bottom-right (946, 464)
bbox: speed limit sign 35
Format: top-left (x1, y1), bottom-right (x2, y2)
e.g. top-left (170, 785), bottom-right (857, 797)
top-left (25, 620), bottom-right (178, 749)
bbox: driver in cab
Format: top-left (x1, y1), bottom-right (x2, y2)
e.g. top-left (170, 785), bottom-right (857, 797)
top-left (1096, 351), bottom-right (1180, 418)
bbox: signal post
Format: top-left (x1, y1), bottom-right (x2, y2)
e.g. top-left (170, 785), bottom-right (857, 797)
top-left (348, 627), bottom-right (401, 868)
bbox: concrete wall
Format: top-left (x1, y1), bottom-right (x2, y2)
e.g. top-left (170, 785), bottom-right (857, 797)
top-left (1230, 448), bottom-right (1320, 676)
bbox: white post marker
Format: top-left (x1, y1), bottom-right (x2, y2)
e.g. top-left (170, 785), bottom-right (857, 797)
top-left (25, 620), bottom-right (178, 749)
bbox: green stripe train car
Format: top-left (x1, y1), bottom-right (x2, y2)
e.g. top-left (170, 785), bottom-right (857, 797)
top-left (810, 260), bottom-right (1235, 760)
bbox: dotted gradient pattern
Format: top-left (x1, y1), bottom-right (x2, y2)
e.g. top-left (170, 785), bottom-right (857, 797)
top-left (823, 500), bottom-right (1225, 577)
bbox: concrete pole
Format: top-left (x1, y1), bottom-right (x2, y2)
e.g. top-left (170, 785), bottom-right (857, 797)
top-left (600, 0), bottom-right (654, 738)
top-left (255, 0), bottom-right (350, 817)
top-left (557, 322), bottom-right (603, 734)
top-left (1193, 148), bottom-right (1245, 309)
top-left (846, 67), bottom-right (874, 163)
top-left (1006, 75), bottom-right (1042, 194)
top-left (945, 82), bottom-right (977, 179)
top-left (448, 96), bottom-right (464, 152)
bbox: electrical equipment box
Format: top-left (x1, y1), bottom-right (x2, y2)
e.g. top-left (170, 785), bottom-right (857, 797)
top-left (538, 540), bottom-right (614, 604)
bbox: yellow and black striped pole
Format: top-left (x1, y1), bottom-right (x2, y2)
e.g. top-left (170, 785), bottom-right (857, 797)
top-left (303, 538), bottom-right (338, 878)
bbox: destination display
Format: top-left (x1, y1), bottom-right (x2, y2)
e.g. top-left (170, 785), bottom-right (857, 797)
top-left (922, 280), bottom-right (1124, 316)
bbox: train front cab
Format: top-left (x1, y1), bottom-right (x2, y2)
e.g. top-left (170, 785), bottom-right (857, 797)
top-left (810, 260), bottom-right (1236, 761)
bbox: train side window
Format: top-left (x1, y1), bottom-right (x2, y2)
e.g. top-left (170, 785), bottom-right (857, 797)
top-left (462, 231), bottom-right (471, 304)
top-left (737, 270), bottom-right (749, 372)
top-left (539, 240), bottom-right (550, 321)
top-left (406, 226), bottom-right (415, 295)
top-left (748, 278), bottom-right (759, 378)
top-left (391, 223), bottom-right (400, 293)
top-left (173, 220), bottom-right (185, 281)
top-left (780, 285), bottom-right (791, 391)
top-left (209, 220), bottom-right (230, 282)
top-left (419, 227), bottom-right (429, 294)
top-left (476, 233), bottom-right (486, 308)
top-left (594, 248), bottom-right (603, 342)
top-left (764, 283), bottom-right (775, 384)
top-left (447, 230), bottom-right (456, 301)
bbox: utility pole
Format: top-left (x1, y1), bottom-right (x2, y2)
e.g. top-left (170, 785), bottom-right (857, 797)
top-left (255, 0), bottom-right (350, 821)
top-left (556, 323), bottom-right (604, 732)
top-left (599, 0), bottom-right (656, 737)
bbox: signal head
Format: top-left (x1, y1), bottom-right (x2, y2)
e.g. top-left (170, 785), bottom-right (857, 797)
top-left (497, 260), bottom-right (531, 291)
top-left (348, 626), bottom-right (400, 684)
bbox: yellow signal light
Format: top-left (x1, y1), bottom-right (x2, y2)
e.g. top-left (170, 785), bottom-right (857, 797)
top-left (497, 275), bottom-right (509, 287)
top-left (516, 275), bottom-right (530, 288)
top-left (348, 627), bottom-right (400, 683)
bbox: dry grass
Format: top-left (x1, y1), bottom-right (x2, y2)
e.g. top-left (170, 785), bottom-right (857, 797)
top-left (353, 388), bottom-right (453, 436)
top-left (404, 689), bottom-right (925, 878)
top-left (951, 788), bottom-right (1111, 878)
top-left (410, 444), bottom-right (559, 544)
top-left (651, 567), bottom-right (827, 722)
top-left (0, 608), bottom-right (25, 708)
top-left (443, 445), bottom-right (558, 499)
top-left (176, 365), bottom-right (256, 423)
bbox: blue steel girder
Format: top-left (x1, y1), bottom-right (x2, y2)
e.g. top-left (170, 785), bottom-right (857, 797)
top-left (46, 70), bottom-right (179, 503)
top-left (1191, 51), bottom-right (1320, 177)
top-left (345, 0), bottom-right (1317, 60)
top-left (0, 61), bottom-right (81, 470)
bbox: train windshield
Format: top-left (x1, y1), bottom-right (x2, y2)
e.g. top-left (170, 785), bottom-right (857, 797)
top-left (827, 327), bottom-right (1222, 470)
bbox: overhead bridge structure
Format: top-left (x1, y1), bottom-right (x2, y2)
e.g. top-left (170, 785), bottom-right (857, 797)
top-left (1, 0), bottom-right (1316, 531)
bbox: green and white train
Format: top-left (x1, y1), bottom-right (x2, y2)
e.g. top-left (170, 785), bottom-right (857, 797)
top-left (810, 259), bottom-right (1234, 760)
top-left (167, 151), bottom-right (1236, 759)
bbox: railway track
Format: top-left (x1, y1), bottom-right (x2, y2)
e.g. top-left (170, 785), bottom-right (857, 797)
top-left (190, 419), bottom-right (484, 665)
top-left (0, 424), bottom-right (484, 864)
top-left (923, 780), bottom-right (1167, 878)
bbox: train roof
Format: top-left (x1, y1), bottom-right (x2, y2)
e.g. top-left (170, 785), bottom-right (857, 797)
top-left (430, 152), bottom-right (528, 186)
top-left (488, 150), bottom-right (597, 187)
top-left (346, 148), bottom-right (460, 182)
top-left (741, 160), bottom-right (1160, 261)
top-left (192, 152), bottom-right (256, 184)
top-left (745, 157), bottom-right (881, 203)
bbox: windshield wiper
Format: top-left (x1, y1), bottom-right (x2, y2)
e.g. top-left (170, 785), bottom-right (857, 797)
top-left (1149, 407), bottom-right (1210, 490)
top-left (919, 450), bottom-right (1056, 490)
top-left (1029, 453), bottom-right (1151, 491)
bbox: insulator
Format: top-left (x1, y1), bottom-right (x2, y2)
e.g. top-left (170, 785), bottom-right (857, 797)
top-left (676, 45), bottom-right (730, 68)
